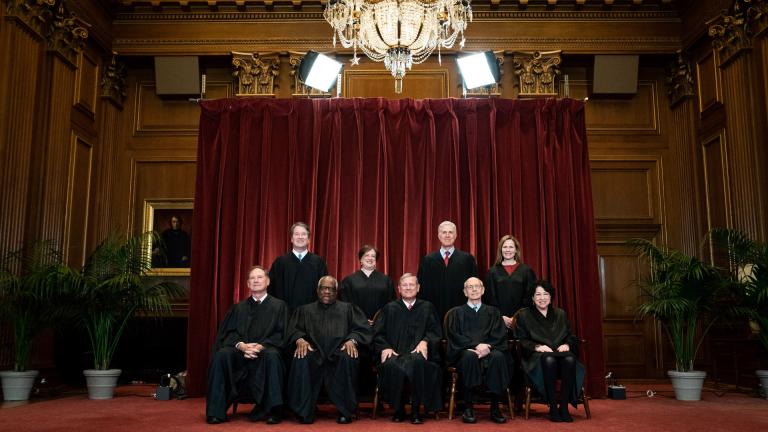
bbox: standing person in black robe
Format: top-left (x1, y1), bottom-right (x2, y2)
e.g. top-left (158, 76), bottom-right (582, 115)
top-left (206, 266), bottom-right (288, 425)
top-left (417, 220), bottom-right (478, 320)
top-left (268, 221), bottom-right (328, 311)
top-left (340, 244), bottom-right (395, 323)
top-left (446, 277), bottom-right (510, 424)
top-left (514, 280), bottom-right (584, 423)
top-left (484, 235), bottom-right (537, 330)
top-left (286, 276), bottom-right (373, 424)
top-left (373, 273), bottom-right (442, 424)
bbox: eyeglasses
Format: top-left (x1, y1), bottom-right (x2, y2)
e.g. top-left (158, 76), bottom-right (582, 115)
top-left (318, 286), bottom-right (336, 291)
top-left (464, 284), bottom-right (483, 290)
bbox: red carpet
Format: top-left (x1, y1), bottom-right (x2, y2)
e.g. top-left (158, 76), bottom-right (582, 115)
top-left (1, 384), bottom-right (766, 431)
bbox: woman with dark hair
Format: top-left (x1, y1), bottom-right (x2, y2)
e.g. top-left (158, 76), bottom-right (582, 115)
top-left (340, 245), bottom-right (395, 324)
top-left (484, 235), bottom-right (536, 329)
top-left (514, 280), bottom-right (584, 422)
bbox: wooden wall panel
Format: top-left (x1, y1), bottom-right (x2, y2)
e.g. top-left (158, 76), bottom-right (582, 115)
top-left (75, 50), bottom-right (99, 117)
top-left (64, 135), bottom-right (93, 266)
top-left (344, 69), bottom-right (450, 99)
top-left (134, 81), bottom-right (231, 137)
top-left (590, 159), bottom-right (660, 226)
top-left (570, 80), bottom-right (660, 135)
top-left (131, 160), bottom-right (197, 233)
top-left (598, 239), bottom-right (661, 378)
top-left (696, 51), bottom-right (722, 114)
top-left (701, 134), bottom-right (731, 233)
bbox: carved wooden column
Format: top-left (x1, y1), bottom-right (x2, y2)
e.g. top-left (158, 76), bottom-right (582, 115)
top-left (0, 0), bottom-right (56, 257)
top-left (88, 53), bottom-right (126, 250)
top-left (28, 1), bottom-right (89, 256)
top-left (664, 51), bottom-right (703, 254)
top-left (232, 51), bottom-right (280, 97)
top-left (708, 0), bottom-right (768, 240)
top-left (512, 50), bottom-right (561, 97)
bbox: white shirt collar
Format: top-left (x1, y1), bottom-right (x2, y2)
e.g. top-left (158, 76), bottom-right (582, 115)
top-left (403, 299), bottom-right (416, 308)
top-left (293, 250), bottom-right (307, 259)
top-left (467, 301), bottom-right (482, 310)
top-left (252, 293), bottom-right (268, 303)
top-left (440, 246), bottom-right (455, 257)
top-left (361, 268), bottom-right (374, 277)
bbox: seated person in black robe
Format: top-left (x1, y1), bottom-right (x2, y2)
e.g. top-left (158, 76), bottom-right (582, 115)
top-left (340, 244), bottom-right (395, 323)
top-left (268, 222), bottom-right (328, 311)
top-left (446, 277), bottom-right (510, 424)
top-left (206, 266), bottom-right (289, 425)
top-left (514, 280), bottom-right (585, 423)
top-left (373, 273), bottom-right (442, 424)
top-left (286, 276), bottom-right (373, 424)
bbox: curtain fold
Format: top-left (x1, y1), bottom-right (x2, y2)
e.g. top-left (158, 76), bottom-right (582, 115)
top-left (188, 97), bottom-right (605, 397)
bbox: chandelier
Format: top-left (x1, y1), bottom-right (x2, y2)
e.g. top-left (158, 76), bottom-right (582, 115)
top-left (324, 0), bottom-right (473, 93)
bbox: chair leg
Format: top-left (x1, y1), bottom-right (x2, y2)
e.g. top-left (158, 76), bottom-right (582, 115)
top-left (448, 372), bottom-right (457, 420)
top-left (232, 402), bottom-right (238, 415)
top-left (506, 388), bottom-right (514, 419)
top-left (581, 386), bottom-right (591, 419)
top-left (524, 386), bottom-right (531, 420)
top-left (371, 385), bottom-right (379, 419)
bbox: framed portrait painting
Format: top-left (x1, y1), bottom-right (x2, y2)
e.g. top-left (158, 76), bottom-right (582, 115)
top-left (143, 199), bottom-right (194, 276)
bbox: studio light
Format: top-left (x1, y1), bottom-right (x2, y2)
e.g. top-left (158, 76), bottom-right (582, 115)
top-left (298, 51), bottom-right (343, 93)
top-left (457, 51), bottom-right (500, 90)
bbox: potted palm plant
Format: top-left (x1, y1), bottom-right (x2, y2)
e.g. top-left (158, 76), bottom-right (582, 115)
top-left (0, 241), bottom-right (63, 401)
top-left (629, 238), bottom-right (724, 401)
top-left (59, 232), bottom-right (184, 399)
top-left (709, 228), bottom-right (768, 399)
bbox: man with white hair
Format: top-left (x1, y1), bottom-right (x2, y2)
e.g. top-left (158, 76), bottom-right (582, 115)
top-left (417, 220), bottom-right (478, 319)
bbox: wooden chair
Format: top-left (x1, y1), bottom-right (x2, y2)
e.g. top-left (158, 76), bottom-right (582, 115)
top-left (509, 310), bottom-right (591, 420)
top-left (442, 310), bottom-right (514, 420)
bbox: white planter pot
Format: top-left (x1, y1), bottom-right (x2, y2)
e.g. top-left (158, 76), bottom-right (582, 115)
top-left (0, 370), bottom-right (38, 401)
top-left (83, 369), bottom-right (121, 400)
top-left (668, 370), bottom-right (706, 401)
top-left (757, 370), bottom-right (768, 400)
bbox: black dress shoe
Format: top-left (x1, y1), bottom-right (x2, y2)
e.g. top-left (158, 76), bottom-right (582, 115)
top-left (266, 415), bottom-right (282, 425)
top-left (559, 405), bottom-right (573, 423)
top-left (298, 415), bottom-right (314, 424)
top-left (392, 410), bottom-right (406, 422)
top-left (411, 413), bottom-right (424, 424)
top-left (490, 408), bottom-right (507, 424)
top-left (248, 407), bottom-right (268, 422)
top-left (337, 414), bottom-right (352, 424)
top-left (206, 416), bottom-right (226, 424)
top-left (548, 404), bottom-right (562, 422)
top-left (461, 408), bottom-right (477, 424)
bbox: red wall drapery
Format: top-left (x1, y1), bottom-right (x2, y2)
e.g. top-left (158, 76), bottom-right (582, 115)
top-left (187, 97), bottom-right (605, 397)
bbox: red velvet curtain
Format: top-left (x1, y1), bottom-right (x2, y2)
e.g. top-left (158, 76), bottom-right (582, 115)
top-left (187, 97), bottom-right (605, 397)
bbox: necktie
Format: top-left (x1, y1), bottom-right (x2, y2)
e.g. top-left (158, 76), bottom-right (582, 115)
top-left (407, 303), bottom-right (412, 310)
top-left (443, 251), bottom-right (450, 266)
top-left (256, 299), bottom-right (261, 305)
top-left (473, 305), bottom-right (479, 312)
top-left (298, 253), bottom-right (303, 261)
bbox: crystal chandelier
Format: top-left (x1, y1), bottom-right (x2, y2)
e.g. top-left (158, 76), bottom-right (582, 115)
top-left (324, 0), bottom-right (473, 93)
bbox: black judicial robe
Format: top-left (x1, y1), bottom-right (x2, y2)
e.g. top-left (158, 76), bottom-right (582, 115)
top-left (417, 249), bottom-right (478, 319)
top-left (206, 296), bottom-right (288, 419)
top-left (515, 306), bottom-right (585, 405)
top-left (483, 263), bottom-right (536, 318)
top-left (340, 270), bottom-right (396, 320)
top-left (268, 252), bottom-right (328, 310)
top-left (373, 299), bottom-right (443, 412)
top-left (446, 304), bottom-right (510, 395)
top-left (286, 300), bottom-right (373, 419)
